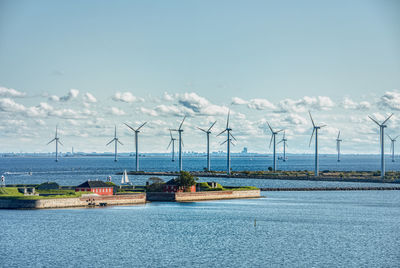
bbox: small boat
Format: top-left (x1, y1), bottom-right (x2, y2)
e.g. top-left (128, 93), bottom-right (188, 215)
top-left (121, 170), bottom-right (132, 185)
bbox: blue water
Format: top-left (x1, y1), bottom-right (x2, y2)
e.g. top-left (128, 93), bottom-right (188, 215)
top-left (1, 191), bottom-right (399, 267)
top-left (0, 156), bottom-right (399, 188)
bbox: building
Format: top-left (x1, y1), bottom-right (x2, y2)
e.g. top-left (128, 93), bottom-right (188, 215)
top-left (75, 180), bottom-right (113, 196)
top-left (163, 179), bottom-right (196, 193)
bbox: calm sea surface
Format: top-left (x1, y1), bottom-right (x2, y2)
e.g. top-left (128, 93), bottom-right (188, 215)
top-left (1, 157), bottom-right (400, 267)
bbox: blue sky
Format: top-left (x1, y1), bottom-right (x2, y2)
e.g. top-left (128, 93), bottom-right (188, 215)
top-left (0, 0), bottom-right (400, 154)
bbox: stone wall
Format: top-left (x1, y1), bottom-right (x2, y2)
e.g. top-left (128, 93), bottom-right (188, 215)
top-left (175, 190), bottom-right (260, 202)
top-left (0, 193), bottom-right (146, 209)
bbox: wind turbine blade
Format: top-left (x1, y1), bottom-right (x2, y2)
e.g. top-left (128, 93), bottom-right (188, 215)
top-left (269, 135), bottom-right (273, 148)
top-left (106, 139), bottom-right (115, 146)
top-left (217, 129), bottom-right (227, 137)
top-left (169, 129), bottom-right (178, 132)
top-left (198, 127), bottom-right (207, 133)
top-left (124, 123), bottom-right (136, 132)
top-left (47, 138), bottom-right (56, 145)
top-left (386, 134), bottom-right (393, 141)
top-left (368, 116), bottom-right (380, 126)
top-left (337, 131), bottom-right (340, 139)
top-left (394, 135), bottom-right (400, 140)
top-left (136, 122), bottom-right (147, 131)
top-left (167, 140), bottom-right (172, 149)
top-left (114, 125), bottom-right (117, 138)
top-left (179, 116), bottom-right (186, 130)
top-left (309, 129), bottom-right (315, 147)
top-left (283, 131), bottom-right (286, 139)
top-left (230, 133), bottom-right (237, 141)
top-left (169, 130), bottom-right (173, 139)
top-left (226, 110), bottom-right (230, 129)
top-left (118, 140), bottom-right (123, 145)
top-left (277, 140), bottom-right (283, 145)
top-left (382, 113), bottom-right (394, 125)
top-left (230, 141), bottom-right (236, 146)
top-left (58, 140), bottom-right (63, 146)
top-left (285, 142), bottom-right (289, 148)
top-left (309, 111), bottom-right (315, 127)
top-left (181, 138), bottom-right (184, 148)
top-left (319, 125), bottom-right (327, 128)
top-left (267, 122), bottom-right (273, 133)
top-left (276, 129), bottom-right (284, 133)
top-left (220, 140), bottom-right (227, 146)
top-left (208, 121), bottom-right (217, 132)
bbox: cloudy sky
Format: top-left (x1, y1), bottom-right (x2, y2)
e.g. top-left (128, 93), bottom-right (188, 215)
top-left (0, 0), bottom-right (400, 154)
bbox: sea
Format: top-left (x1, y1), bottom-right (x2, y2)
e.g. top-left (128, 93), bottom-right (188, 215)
top-left (1, 155), bottom-right (400, 267)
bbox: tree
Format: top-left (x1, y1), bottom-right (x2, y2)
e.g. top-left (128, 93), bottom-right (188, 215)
top-left (175, 171), bottom-right (198, 187)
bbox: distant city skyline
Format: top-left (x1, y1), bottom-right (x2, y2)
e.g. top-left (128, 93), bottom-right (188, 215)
top-left (0, 0), bottom-right (399, 154)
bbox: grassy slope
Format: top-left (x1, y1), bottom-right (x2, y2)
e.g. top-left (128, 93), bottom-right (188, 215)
top-left (0, 187), bottom-right (94, 200)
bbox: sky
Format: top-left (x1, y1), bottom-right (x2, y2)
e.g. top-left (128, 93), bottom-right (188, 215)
top-left (0, 0), bottom-right (400, 154)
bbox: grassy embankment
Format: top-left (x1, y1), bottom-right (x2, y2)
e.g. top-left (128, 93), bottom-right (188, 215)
top-left (197, 182), bottom-right (258, 191)
top-left (0, 187), bottom-right (94, 200)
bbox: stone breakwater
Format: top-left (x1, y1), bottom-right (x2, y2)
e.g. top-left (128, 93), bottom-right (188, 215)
top-left (147, 190), bottom-right (261, 202)
top-left (0, 193), bottom-right (146, 209)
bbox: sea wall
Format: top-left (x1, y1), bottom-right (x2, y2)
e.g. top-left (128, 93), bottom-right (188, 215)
top-left (0, 193), bottom-right (146, 209)
top-left (175, 190), bottom-right (260, 201)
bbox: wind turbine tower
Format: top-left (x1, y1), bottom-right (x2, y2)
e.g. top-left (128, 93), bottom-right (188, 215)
top-left (267, 122), bottom-right (283, 171)
top-left (278, 131), bottom-right (288, 162)
top-left (387, 134), bottom-right (399, 163)
top-left (47, 125), bottom-right (63, 162)
top-left (369, 114), bottom-right (393, 178)
top-left (106, 125), bottom-right (123, 162)
top-left (309, 112), bottom-right (327, 177)
top-left (198, 121), bottom-right (217, 171)
top-left (336, 131), bottom-right (342, 162)
top-left (217, 111), bottom-right (236, 175)
top-left (167, 130), bottom-right (176, 162)
top-left (170, 116), bottom-right (186, 171)
top-left (125, 122), bottom-right (147, 172)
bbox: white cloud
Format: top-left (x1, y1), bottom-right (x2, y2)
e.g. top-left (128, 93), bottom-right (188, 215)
top-left (155, 105), bottom-right (183, 117)
top-left (231, 97), bottom-right (248, 105)
top-left (0, 87), bottom-right (26, 98)
top-left (277, 96), bottom-right (335, 113)
top-left (342, 97), bottom-right (371, 110)
top-left (140, 107), bottom-right (158, 117)
top-left (283, 114), bottom-right (308, 125)
top-left (247, 98), bottom-right (276, 110)
top-left (49, 89), bottom-right (80, 102)
top-left (176, 92), bottom-right (228, 116)
top-left (379, 90), bottom-right (400, 110)
top-left (84, 92), bottom-right (97, 103)
top-left (110, 107), bottom-right (125, 116)
top-left (112, 91), bottom-right (139, 103)
top-left (0, 98), bottom-right (26, 112)
top-left (163, 92), bottom-right (174, 101)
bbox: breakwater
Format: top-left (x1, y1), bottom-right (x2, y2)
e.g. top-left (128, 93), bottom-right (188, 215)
top-left (119, 171), bottom-right (400, 184)
top-left (260, 187), bottom-right (400, 191)
top-left (147, 190), bottom-right (261, 202)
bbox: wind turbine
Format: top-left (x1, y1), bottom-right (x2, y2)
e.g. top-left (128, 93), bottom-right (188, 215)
top-left (387, 134), bottom-right (399, 163)
top-left (336, 131), bottom-right (342, 162)
top-left (277, 131), bottom-right (288, 162)
top-left (170, 116), bottom-right (186, 171)
top-left (266, 122), bottom-right (283, 171)
top-left (47, 125), bottom-right (63, 162)
top-left (124, 122), bottom-right (147, 172)
top-left (167, 130), bottom-right (176, 162)
top-left (198, 121), bottom-right (217, 171)
top-left (369, 114), bottom-right (393, 178)
top-left (309, 112), bottom-right (327, 176)
top-left (217, 111), bottom-right (236, 175)
top-left (106, 125), bottom-right (123, 162)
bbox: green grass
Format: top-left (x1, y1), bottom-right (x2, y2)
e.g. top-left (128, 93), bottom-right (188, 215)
top-left (0, 187), bottom-right (94, 200)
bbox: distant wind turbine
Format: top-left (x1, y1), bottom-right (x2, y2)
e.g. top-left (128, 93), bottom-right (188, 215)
top-left (277, 131), bottom-right (288, 162)
top-left (369, 113), bottom-right (393, 178)
top-left (198, 121), bottom-right (217, 171)
top-left (167, 130), bottom-right (176, 162)
top-left (387, 134), bottom-right (399, 163)
top-left (125, 122), bottom-right (147, 172)
top-left (47, 125), bottom-right (63, 162)
top-left (266, 122), bottom-right (283, 171)
top-left (217, 111), bottom-right (236, 175)
top-left (170, 116), bottom-right (186, 171)
top-left (309, 112), bottom-right (327, 176)
top-left (336, 131), bottom-right (342, 162)
top-left (106, 125), bottom-right (123, 162)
